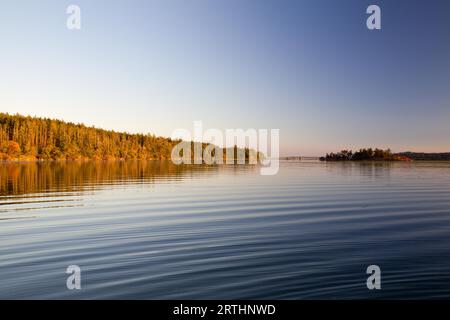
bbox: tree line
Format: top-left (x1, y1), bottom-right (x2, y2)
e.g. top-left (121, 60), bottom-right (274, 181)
top-left (0, 113), bottom-right (179, 160)
top-left (0, 113), bottom-right (259, 161)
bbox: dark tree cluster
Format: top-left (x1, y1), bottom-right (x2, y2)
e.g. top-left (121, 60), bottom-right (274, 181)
top-left (320, 148), bottom-right (410, 161)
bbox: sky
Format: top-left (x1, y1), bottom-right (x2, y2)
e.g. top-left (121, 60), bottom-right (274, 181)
top-left (1, 0), bottom-right (450, 156)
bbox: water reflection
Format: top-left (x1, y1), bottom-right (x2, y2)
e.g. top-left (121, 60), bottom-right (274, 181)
top-left (0, 161), bottom-right (225, 216)
top-left (2, 161), bottom-right (450, 299)
top-left (0, 161), bottom-right (219, 197)
top-left (321, 161), bottom-right (396, 180)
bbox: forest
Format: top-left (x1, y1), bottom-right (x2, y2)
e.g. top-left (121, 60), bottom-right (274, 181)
top-left (0, 113), bottom-right (258, 162)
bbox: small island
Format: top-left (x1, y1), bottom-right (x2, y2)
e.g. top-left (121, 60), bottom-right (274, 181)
top-left (320, 148), bottom-right (412, 162)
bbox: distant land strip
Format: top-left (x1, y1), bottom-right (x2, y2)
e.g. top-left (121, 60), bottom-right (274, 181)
top-left (282, 152), bottom-right (450, 161)
top-left (319, 149), bottom-right (450, 161)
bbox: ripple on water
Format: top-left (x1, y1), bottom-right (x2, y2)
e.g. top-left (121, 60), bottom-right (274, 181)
top-left (1, 161), bottom-right (450, 299)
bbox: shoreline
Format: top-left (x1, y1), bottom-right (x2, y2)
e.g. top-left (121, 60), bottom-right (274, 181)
top-left (3, 158), bottom-right (450, 164)
top-left (0, 158), bottom-right (170, 163)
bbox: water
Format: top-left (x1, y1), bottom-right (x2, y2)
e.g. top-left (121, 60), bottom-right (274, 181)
top-left (1, 160), bottom-right (450, 299)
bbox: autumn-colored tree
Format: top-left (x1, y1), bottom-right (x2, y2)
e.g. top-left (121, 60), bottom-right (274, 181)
top-left (7, 141), bottom-right (21, 156)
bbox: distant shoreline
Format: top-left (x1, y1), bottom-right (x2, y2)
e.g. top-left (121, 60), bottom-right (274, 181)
top-left (282, 150), bottom-right (450, 162)
top-left (4, 157), bottom-right (450, 165)
top-left (319, 149), bottom-right (450, 162)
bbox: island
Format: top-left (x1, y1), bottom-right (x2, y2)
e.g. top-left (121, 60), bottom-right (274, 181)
top-left (319, 148), bottom-right (412, 161)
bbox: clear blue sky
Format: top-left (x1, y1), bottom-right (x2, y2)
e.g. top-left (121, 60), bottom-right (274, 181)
top-left (1, 0), bottom-right (449, 156)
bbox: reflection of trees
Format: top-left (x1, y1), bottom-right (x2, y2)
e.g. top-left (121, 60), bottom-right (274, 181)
top-left (324, 161), bottom-right (394, 179)
top-left (0, 161), bottom-right (218, 197)
top-left (357, 161), bottom-right (393, 179)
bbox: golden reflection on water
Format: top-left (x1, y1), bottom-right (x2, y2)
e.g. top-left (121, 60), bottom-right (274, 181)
top-left (0, 160), bottom-right (217, 197)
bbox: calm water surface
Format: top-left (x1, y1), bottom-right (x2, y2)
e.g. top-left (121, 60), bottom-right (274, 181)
top-left (1, 160), bottom-right (450, 299)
